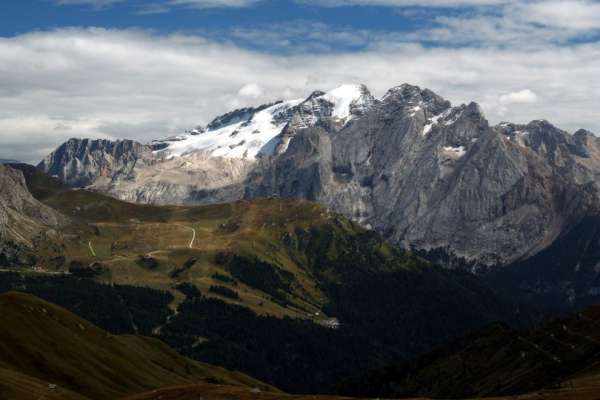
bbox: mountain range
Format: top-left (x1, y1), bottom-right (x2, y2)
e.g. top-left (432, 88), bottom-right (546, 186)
top-left (37, 83), bottom-right (600, 312)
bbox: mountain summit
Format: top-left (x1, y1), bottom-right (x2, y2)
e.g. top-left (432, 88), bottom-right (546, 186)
top-left (38, 83), bottom-right (600, 277)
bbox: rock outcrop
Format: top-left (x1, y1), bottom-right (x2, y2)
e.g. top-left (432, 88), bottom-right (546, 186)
top-left (0, 165), bottom-right (66, 266)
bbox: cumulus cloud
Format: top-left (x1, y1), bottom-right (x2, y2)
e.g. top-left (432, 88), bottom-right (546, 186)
top-left (0, 28), bottom-right (598, 163)
top-left (238, 83), bottom-right (265, 99)
top-left (500, 89), bottom-right (538, 104)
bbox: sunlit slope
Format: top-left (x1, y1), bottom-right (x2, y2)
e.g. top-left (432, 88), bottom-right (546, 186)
top-left (20, 163), bottom-right (418, 318)
top-left (0, 292), bottom-right (272, 400)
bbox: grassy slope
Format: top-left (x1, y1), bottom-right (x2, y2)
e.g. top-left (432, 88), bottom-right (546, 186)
top-left (19, 167), bottom-right (379, 319)
top-left (122, 367), bottom-right (600, 400)
top-left (0, 292), bottom-right (272, 400)
top-left (340, 304), bottom-right (600, 399)
top-left (0, 367), bottom-right (87, 400)
top-left (5, 165), bottom-right (519, 394)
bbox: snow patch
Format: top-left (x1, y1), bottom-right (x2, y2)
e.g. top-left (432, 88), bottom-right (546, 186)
top-left (319, 84), bottom-right (368, 120)
top-left (441, 145), bottom-right (466, 159)
top-left (422, 108), bottom-right (452, 136)
top-left (159, 84), bottom-right (371, 161)
top-left (162, 99), bottom-right (302, 160)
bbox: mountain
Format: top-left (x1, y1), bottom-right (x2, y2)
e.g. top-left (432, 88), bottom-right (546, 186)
top-left (0, 165), bottom-right (517, 393)
top-left (38, 83), bottom-right (600, 271)
top-left (0, 164), bottom-right (67, 267)
top-left (339, 304), bottom-right (600, 399)
top-left (0, 159), bottom-right (20, 165)
top-left (0, 291), bottom-right (271, 400)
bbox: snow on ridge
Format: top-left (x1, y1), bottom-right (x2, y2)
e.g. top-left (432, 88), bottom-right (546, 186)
top-left (318, 84), bottom-right (369, 120)
top-left (159, 84), bottom-right (372, 161)
top-left (163, 98), bottom-right (302, 160)
top-left (422, 108), bottom-right (453, 136)
top-left (441, 145), bottom-right (466, 159)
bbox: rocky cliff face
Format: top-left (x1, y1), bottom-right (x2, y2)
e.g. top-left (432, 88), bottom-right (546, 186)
top-left (38, 138), bottom-right (152, 187)
top-left (37, 83), bottom-right (600, 269)
top-left (0, 165), bottom-right (66, 266)
top-left (247, 84), bottom-right (600, 267)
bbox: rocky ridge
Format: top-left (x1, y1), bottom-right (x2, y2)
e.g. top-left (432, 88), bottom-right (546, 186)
top-left (0, 164), bottom-right (66, 266)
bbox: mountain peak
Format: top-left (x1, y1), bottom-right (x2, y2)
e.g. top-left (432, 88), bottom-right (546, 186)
top-left (316, 83), bottom-right (373, 120)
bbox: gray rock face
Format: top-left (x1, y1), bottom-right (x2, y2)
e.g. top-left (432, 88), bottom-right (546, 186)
top-left (248, 84), bottom-right (600, 267)
top-left (37, 83), bottom-right (600, 269)
top-left (38, 138), bottom-right (152, 187)
top-left (0, 165), bottom-right (65, 257)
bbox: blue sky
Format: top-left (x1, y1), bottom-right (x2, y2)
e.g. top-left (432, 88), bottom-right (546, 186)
top-left (0, 0), bottom-right (454, 52)
top-left (2, 1), bottom-right (418, 34)
top-left (1, 0), bottom-right (600, 162)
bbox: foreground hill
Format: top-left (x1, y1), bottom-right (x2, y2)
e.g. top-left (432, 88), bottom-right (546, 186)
top-left (0, 165), bottom-right (518, 393)
top-left (124, 369), bottom-right (600, 400)
top-left (0, 294), bottom-right (595, 400)
top-left (0, 292), bottom-right (271, 400)
top-left (340, 304), bottom-right (600, 399)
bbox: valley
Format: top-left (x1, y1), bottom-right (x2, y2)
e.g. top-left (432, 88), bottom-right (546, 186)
top-left (0, 163), bottom-right (515, 393)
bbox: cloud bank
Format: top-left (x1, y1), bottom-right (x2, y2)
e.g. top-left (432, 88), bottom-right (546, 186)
top-left (0, 27), bottom-right (598, 163)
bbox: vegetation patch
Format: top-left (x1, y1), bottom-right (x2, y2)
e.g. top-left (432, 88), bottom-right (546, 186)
top-left (170, 257), bottom-right (198, 278)
top-left (212, 272), bottom-right (237, 286)
top-left (209, 285), bottom-right (240, 300)
top-left (137, 255), bottom-right (159, 269)
top-left (68, 261), bottom-right (108, 278)
top-left (221, 253), bottom-right (295, 306)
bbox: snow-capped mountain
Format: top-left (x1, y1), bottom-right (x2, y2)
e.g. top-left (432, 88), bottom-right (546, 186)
top-left (153, 84), bottom-right (373, 160)
top-left (38, 83), bottom-right (600, 280)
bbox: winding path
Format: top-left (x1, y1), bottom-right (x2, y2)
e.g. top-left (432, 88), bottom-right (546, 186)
top-left (88, 241), bottom-right (97, 257)
top-left (189, 228), bottom-right (196, 249)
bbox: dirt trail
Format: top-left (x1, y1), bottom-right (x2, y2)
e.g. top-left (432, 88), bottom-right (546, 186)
top-left (189, 228), bottom-right (196, 249)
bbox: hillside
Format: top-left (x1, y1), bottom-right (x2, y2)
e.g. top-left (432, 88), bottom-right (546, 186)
top-left (339, 304), bottom-right (600, 399)
top-left (0, 292), bottom-right (271, 400)
top-left (489, 215), bottom-right (600, 315)
top-left (0, 164), bottom-right (518, 393)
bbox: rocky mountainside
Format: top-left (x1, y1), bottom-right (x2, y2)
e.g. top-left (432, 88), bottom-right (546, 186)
top-left (38, 138), bottom-right (152, 188)
top-left (0, 165), bottom-right (66, 267)
top-left (38, 83), bottom-right (600, 270)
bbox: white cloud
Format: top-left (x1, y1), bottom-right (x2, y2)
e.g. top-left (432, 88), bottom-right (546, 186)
top-left (167, 0), bottom-right (261, 8)
top-left (500, 89), bottom-right (538, 104)
top-left (298, 0), bottom-right (510, 6)
top-left (238, 83), bottom-right (265, 98)
top-left (137, 0), bottom-right (261, 13)
top-left (55, 0), bottom-right (124, 7)
top-left (0, 28), bottom-right (598, 163)
top-left (516, 1), bottom-right (600, 31)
